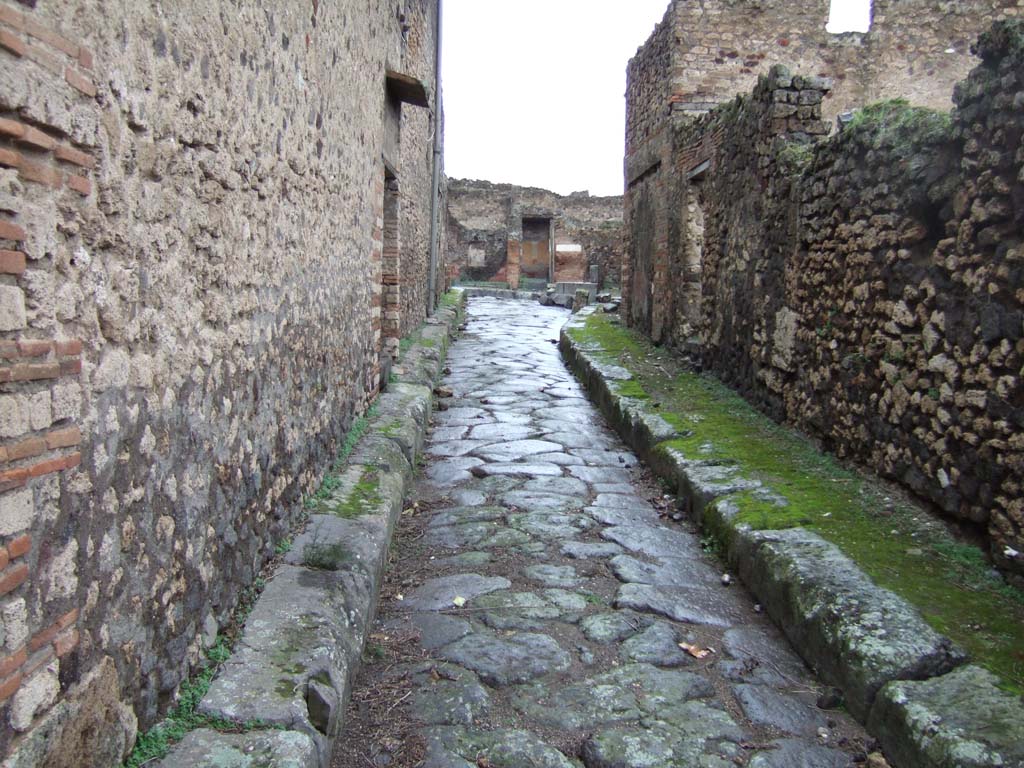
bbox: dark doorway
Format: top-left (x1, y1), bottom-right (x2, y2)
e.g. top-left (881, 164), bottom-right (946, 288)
top-left (521, 217), bottom-right (551, 281)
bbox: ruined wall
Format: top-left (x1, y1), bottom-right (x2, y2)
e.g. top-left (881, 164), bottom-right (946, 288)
top-left (445, 178), bottom-right (623, 288)
top-left (445, 181), bottom-right (514, 284)
top-left (627, 21), bottom-right (1024, 575)
top-left (664, 0), bottom-right (1021, 124)
top-left (624, 0), bottom-right (1022, 338)
top-left (0, 1), bottom-right (442, 763)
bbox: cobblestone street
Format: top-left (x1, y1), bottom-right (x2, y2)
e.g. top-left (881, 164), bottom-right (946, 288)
top-left (335, 297), bottom-right (868, 768)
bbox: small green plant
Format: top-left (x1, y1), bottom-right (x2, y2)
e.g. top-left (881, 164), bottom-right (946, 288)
top-left (123, 639), bottom-right (242, 767)
top-left (700, 535), bottom-right (720, 555)
top-left (776, 141), bottom-right (815, 175)
top-left (304, 404), bottom-right (379, 507)
top-left (274, 538), bottom-right (292, 556)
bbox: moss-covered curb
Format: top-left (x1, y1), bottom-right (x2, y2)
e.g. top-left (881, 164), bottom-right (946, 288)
top-left (560, 308), bottom-right (1024, 767)
top-left (152, 294), bottom-right (465, 768)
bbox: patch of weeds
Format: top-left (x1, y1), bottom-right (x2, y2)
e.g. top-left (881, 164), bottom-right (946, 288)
top-left (439, 289), bottom-right (462, 310)
top-left (842, 99), bottom-right (953, 155)
top-left (580, 591), bottom-right (604, 606)
top-left (776, 141), bottom-right (815, 175)
top-left (699, 535), bottom-right (720, 555)
top-left (122, 637), bottom-right (274, 767)
top-left (571, 311), bottom-right (1024, 694)
top-left (455, 279), bottom-right (510, 289)
top-left (399, 336), bottom-right (414, 355)
top-left (305, 404), bottom-right (380, 508)
top-left (274, 538), bottom-right (292, 556)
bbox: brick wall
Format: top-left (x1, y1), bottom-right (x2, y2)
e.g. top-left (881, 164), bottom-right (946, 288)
top-left (0, 1), bottom-right (442, 764)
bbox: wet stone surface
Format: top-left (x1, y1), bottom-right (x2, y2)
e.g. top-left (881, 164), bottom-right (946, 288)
top-left (334, 298), bottom-right (868, 768)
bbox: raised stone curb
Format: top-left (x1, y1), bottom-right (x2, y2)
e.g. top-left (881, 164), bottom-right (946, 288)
top-left (156, 729), bottom-right (318, 768)
top-left (559, 308), bottom-right (1023, 766)
top-left (460, 286), bottom-right (541, 301)
top-left (156, 300), bottom-right (463, 768)
top-left (719, 518), bottom-right (965, 721)
top-left (867, 665), bottom-right (1024, 768)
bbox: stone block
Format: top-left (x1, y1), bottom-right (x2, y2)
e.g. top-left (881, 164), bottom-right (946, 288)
top-left (3, 657), bottom-right (136, 768)
top-left (0, 394), bottom-right (29, 438)
top-left (868, 665), bottom-right (1024, 768)
top-left (0, 286), bottom-right (26, 331)
top-left (0, 488), bottom-right (34, 536)
top-left (10, 659), bottom-right (60, 731)
top-left (198, 565), bottom-right (370, 766)
top-left (370, 382), bottom-right (432, 464)
top-left (723, 524), bottom-right (967, 721)
top-left (155, 728), bottom-right (318, 768)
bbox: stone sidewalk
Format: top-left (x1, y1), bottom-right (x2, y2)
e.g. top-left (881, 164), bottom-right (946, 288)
top-left (335, 297), bottom-right (869, 768)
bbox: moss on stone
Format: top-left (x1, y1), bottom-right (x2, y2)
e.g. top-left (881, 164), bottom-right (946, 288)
top-left (439, 289), bottom-right (463, 310)
top-left (379, 419), bottom-right (405, 437)
top-left (612, 380), bottom-right (650, 400)
top-left (331, 470), bottom-right (382, 518)
top-left (570, 311), bottom-right (1024, 694)
top-left (302, 541), bottom-right (352, 571)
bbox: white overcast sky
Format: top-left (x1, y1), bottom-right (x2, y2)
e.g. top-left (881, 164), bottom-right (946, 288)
top-left (441, 0), bottom-right (871, 197)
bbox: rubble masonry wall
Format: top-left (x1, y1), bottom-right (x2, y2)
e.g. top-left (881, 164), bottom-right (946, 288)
top-left (0, 1), bottom-right (442, 763)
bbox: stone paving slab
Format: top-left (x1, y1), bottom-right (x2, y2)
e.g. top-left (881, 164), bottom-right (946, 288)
top-left (332, 296), bottom-right (870, 768)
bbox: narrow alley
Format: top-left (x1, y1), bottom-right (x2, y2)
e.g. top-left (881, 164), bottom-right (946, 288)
top-left (333, 296), bottom-right (868, 768)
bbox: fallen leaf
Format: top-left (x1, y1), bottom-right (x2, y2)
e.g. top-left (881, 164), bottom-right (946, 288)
top-left (395, 593), bottom-right (404, 601)
top-left (452, 596), bottom-right (467, 607)
top-left (678, 642), bottom-right (712, 659)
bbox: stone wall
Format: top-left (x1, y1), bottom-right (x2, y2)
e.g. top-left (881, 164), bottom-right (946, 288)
top-left (446, 178), bottom-right (623, 289)
top-left (623, 20), bottom-right (1024, 576)
top-left (0, 1), bottom-right (443, 764)
top-left (624, 0), bottom-right (1021, 335)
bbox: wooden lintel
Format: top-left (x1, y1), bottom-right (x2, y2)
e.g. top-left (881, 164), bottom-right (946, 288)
top-left (386, 70), bottom-right (430, 108)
